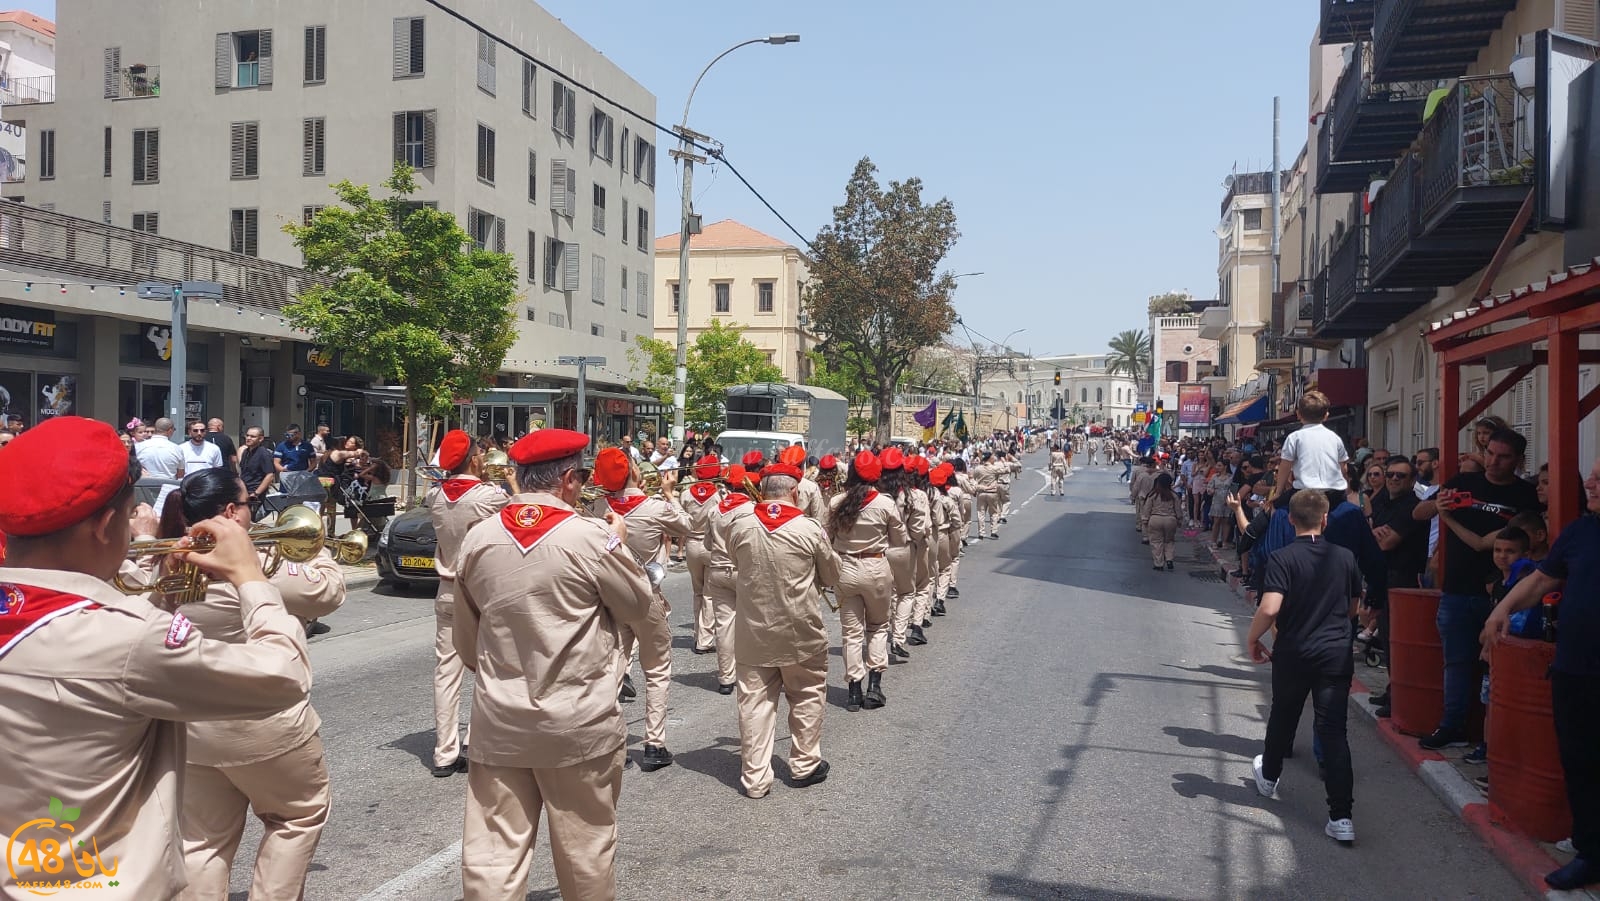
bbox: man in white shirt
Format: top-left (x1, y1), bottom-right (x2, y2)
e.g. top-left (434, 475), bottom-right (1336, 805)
top-left (134, 417), bottom-right (185, 479)
top-left (622, 434), bottom-right (645, 463)
top-left (178, 420), bottom-right (225, 474)
top-left (649, 436), bottom-right (674, 467)
top-left (1274, 390), bottom-right (1348, 493)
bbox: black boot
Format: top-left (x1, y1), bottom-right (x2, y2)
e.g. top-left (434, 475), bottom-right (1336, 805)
top-left (847, 680), bottom-right (863, 712)
top-left (907, 625), bottom-right (928, 646)
top-left (932, 599), bottom-right (947, 616)
top-left (946, 586), bottom-right (960, 598)
top-left (863, 671), bottom-right (886, 709)
top-left (891, 642), bottom-right (910, 660)
top-left (921, 617), bottom-right (933, 629)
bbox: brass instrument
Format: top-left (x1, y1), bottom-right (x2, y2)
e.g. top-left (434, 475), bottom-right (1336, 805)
top-left (482, 448), bottom-right (515, 483)
top-left (330, 529), bottom-right (369, 565)
top-left (114, 505), bottom-right (327, 604)
top-left (415, 464), bottom-right (449, 483)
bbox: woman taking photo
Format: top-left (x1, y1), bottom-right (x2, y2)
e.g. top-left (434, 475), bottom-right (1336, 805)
top-left (827, 450), bottom-right (908, 712)
top-left (152, 468), bottom-right (345, 899)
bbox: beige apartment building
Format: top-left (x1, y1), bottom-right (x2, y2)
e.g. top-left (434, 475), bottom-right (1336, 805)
top-left (1150, 298), bottom-right (1221, 428)
top-left (1198, 171), bottom-right (1278, 401)
top-left (1, 0), bottom-right (666, 443)
top-left (653, 219), bottom-right (816, 383)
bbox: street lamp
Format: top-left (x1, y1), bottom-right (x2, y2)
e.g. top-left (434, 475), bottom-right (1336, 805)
top-left (672, 34), bottom-right (800, 443)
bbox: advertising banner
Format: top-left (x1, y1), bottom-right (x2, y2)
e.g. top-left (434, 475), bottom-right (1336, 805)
top-left (1178, 383), bottom-right (1213, 428)
top-left (0, 303), bottom-right (56, 350)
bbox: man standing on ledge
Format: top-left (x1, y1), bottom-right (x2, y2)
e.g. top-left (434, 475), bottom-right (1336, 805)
top-left (453, 428), bottom-right (653, 901)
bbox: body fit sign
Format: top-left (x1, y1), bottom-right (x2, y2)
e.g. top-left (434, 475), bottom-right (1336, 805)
top-left (0, 305), bottom-right (56, 350)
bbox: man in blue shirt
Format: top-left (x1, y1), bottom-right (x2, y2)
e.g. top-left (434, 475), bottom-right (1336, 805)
top-left (274, 423), bottom-right (317, 474)
top-left (1482, 459), bottom-right (1600, 892)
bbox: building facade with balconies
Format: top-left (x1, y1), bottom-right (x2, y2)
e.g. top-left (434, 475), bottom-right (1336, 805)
top-left (1150, 300), bottom-right (1221, 423)
top-left (1309, 0), bottom-right (1600, 462)
top-left (1201, 171), bottom-right (1280, 400)
top-left (0, 11), bottom-right (54, 187)
top-left (0, 0), bottom-right (664, 443)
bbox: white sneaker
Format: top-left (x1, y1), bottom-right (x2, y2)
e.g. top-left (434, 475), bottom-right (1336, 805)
top-left (1325, 818), bottom-right (1355, 843)
top-left (1252, 754), bottom-right (1277, 798)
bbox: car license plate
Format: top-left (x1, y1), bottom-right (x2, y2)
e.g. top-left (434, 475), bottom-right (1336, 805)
top-left (398, 556), bottom-right (435, 570)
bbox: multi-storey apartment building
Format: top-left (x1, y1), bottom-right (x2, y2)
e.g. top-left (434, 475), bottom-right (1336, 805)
top-left (653, 219), bottom-right (816, 384)
top-left (1199, 171), bottom-right (1279, 400)
top-left (1306, 0), bottom-right (1600, 473)
top-left (1150, 298), bottom-right (1221, 429)
top-left (1, 0), bottom-right (664, 443)
top-left (0, 10), bottom-right (54, 183)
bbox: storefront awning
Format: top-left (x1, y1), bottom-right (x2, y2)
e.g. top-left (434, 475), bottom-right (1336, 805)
top-left (1214, 393), bottom-right (1270, 426)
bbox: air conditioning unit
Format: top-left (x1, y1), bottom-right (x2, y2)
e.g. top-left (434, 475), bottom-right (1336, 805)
top-left (241, 405), bottom-right (270, 435)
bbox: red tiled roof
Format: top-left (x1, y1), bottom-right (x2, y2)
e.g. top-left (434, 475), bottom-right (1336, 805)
top-left (654, 219), bottom-right (792, 253)
top-left (0, 11), bottom-right (55, 37)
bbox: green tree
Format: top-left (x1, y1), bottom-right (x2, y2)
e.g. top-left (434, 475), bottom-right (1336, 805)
top-left (805, 350), bottom-right (871, 406)
top-left (804, 157), bottom-right (960, 443)
top-left (630, 320), bottom-right (783, 434)
top-left (1147, 291), bottom-right (1193, 317)
top-left (1106, 329), bottom-right (1154, 395)
top-left (284, 163), bottom-right (517, 494)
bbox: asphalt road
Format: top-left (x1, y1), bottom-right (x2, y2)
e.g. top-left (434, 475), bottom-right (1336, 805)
top-left (223, 455), bottom-right (1530, 900)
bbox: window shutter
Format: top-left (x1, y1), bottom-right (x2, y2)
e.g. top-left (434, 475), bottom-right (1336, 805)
top-left (304, 26), bottom-right (325, 83)
top-left (527, 150), bottom-right (537, 202)
top-left (592, 254), bottom-right (605, 303)
top-left (563, 242), bottom-right (581, 291)
top-left (1559, 0), bottom-right (1599, 40)
top-left (637, 278), bottom-right (647, 316)
top-left (526, 231), bottom-right (537, 282)
top-left (409, 18), bottom-right (424, 74)
top-left (303, 118), bottom-right (325, 176)
top-left (146, 130), bottom-right (159, 181)
top-left (215, 33), bottom-right (233, 88)
top-left (392, 18), bottom-right (407, 76)
top-left (476, 31), bottom-right (495, 94)
top-left (620, 127), bottom-right (629, 174)
top-left (103, 127), bottom-right (112, 177)
top-left (521, 60), bottom-right (535, 116)
top-left (392, 112), bottom-right (404, 163)
top-left (104, 47), bottom-right (121, 98)
top-left (621, 199), bottom-right (628, 240)
top-left (257, 30), bottom-right (274, 84)
top-left (565, 167), bottom-right (577, 218)
top-left (494, 217), bottom-right (505, 254)
top-left (230, 123), bottom-right (246, 177)
top-left (102, 200), bottom-right (112, 224)
top-left (620, 266), bottom-right (629, 311)
top-left (421, 110), bottom-right (436, 168)
top-left (550, 159), bottom-right (567, 213)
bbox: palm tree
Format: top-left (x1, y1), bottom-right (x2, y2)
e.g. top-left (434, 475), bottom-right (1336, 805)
top-left (1106, 329), bottom-right (1153, 395)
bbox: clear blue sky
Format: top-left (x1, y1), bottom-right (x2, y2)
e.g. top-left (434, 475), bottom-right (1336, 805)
top-left (16, 0), bottom-right (1317, 356)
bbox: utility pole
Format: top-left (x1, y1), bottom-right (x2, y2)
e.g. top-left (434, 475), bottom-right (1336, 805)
top-left (138, 280), bottom-right (222, 421)
top-left (557, 355), bottom-right (606, 441)
top-left (669, 128), bottom-right (708, 445)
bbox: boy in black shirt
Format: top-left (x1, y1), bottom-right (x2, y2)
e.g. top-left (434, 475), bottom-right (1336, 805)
top-left (1247, 489), bottom-right (1365, 844)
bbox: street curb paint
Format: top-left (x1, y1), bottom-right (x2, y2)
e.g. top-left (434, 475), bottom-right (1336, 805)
top-left (1200, 540), bottom-right (1581, 900)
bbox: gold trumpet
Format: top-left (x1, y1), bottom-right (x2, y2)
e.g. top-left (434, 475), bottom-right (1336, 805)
top-left (482, 448), bottom-right (515, 483)
top-left (114, 505), bottom-right (327, 604)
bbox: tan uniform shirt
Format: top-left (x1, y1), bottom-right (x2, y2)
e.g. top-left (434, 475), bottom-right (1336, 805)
top-left (1131, 468), bottom-right (1157, 500)
top-left (600, 488), bottom-right (691, 566)
top-left (427, 476), bottom-right (509, 579)
top-left (902, 488), bottom-right (932, 547)
top-left (0, 568), bottom-right (311, 901)
top-left (1050, 450), bottom-right (1067, 470)
top-left (454, 491), bottom-right (654, 769)
top-left (1145, 493), bottom-right (1181, 519)
top-left (704, 496), bottom-right (755, 570)
top-left (970, 464), bottom-right (1000, 494)
top-left (178, 550), bottom-right (344, 767)
top-left (796, 477), bottom-right (828, 521)
top-left (827, 490), bottom-right (909, 557)
top-left (678, 482), bottom-right (724, 542)
top-left (727, 505), bottom-right (841, 668)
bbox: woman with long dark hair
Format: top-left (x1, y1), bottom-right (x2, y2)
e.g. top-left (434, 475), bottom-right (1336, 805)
top-left (155, 468), bottom-right (345, 899)
top-left (827, 450), bottom-right (908, 712)
top-left (1145, 472), bottom-right (1182, 571)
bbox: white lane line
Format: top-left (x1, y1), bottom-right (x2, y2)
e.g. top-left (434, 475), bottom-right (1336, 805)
top-left (355, 840), bottom-right (461, 900)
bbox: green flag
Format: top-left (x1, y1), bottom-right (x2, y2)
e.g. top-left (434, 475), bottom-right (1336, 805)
top-left (954, 410), bottom-right (968, 441)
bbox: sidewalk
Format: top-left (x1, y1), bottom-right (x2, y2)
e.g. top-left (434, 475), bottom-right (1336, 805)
top-left (1189, 528), bottom-right (1593, 901)
top-left (340, 561), bottom-right (381, 589)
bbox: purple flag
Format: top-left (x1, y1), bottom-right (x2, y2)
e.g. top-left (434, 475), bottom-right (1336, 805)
top-left (912, 400), bottom-right (938, 429)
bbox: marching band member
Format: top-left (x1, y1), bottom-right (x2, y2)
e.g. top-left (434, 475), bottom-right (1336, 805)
top-left (814, 454), bottom-right (842, 501)
top-left (1048, 444), bottom-right (1068, 496)
top-left (828, 450), bottom-right (908, 711)
top-left (907, 457), bottom-right (941, 642)
top-left (592, 447), bottom-right (692, 771)
top-left (996, 452), bottom-right (1016, 523)
top-left (784, 444), bottom-right (828, 520)
top-left (152, 468), bottom-right (344, 900)
top-left (453, 428), bottom-right (653, 901)
top-left (883, 449), bottom-right (930, 661)
top-left (931, 462), bottom-right (963, 616)
top-left (946, 458), bottom-right (972, 599)
top-left (679, 454), bottom-right (726, 656)
top-left (426, 429), bottom-right (508, 778)
top-left (726, 460), bottom-right (841, 798)
top-left (0, 417), bottom-right (312, 900)
top-left (703, 464), bottom-right (756, 695)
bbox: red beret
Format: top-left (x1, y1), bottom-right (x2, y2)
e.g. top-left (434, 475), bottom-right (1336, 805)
top-left (741, 450), bottom-right (766, 468)
top-left (912, 456), bottom-right (930, 475)
top-left (929, 466), bottom-right (951, 487)
top-left (508, 428), bottom-right (588, 466)
top-left (880, 447), bottom-right (906, 471)
top-left (778, 444), bottom-right (807, 466)
top-left (724, 464), bottom-right (749, 488)
top-left (693, 454), bottom-right (722, 480)
top-left (593, 447), bottom-right (631, 492)
top-left (0, 417), bottom-right (134, 536)
top-left (818, 454), bottom-right (839, 471)
top-left (438, 429), bottom-right (473, 472)
top-left (760, 462), bottom-right (804, 481)
top-left (853, 450), bottom-right (882, 483)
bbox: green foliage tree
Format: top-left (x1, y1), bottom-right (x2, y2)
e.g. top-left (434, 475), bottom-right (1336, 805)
top-left (847, 416), bottom-right (876, 444)
top-left (284, 162), bottom-right (517, 493)
top-left (630, 320), bottom-right (783, 434)
top-left (1106, 329), bottom-right (1154, 395)
top-left (1147, 291), bottom-right (1193, 316)
top-left (804, 157), bottom-right (960, 442)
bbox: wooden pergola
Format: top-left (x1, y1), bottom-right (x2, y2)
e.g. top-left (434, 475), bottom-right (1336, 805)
top-left (1426, 257), bottom-right (1600, 530)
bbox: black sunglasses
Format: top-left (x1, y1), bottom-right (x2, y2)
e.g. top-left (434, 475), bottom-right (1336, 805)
top-left (1385, 472), bottom-right (1412, 480)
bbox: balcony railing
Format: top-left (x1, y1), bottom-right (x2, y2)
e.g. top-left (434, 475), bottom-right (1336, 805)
top-left (1256, 331), bottom-right (1294, 366)
top-left (0, 203), bottom-right (320, 313)
top-left (1325, 223), bottom-right (1364, 321)
top-left (1418, 74), bottom-right (1532, 227)
top-left (1368, 152), bottom-right (1418, 285)
top-left (0, 74), bottom-right (53, 104)
top-left (1373, 0), bottom-right (1519, 83)
top-left (114, 65), bottom-right (161, 99)
top-left (1322, 0), bottom-right (1376, 45)
top-left (1329, 41), bottom-right (1430, 167)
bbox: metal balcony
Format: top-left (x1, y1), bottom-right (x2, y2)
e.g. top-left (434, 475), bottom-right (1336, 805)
top-left (0, 74), bottom-right (53, 106)
top-left (1316, 103), bottom-right (1389, 195)
top-left (1372, 0), bottom-right (1517, 83)
top-left (1330, 42), bottom-right (1429, 165)
top-left (1255, 331), bottom-right (1295, 371)
top-left (1417, 74), bottom-right (1533, 237)
top-left (1316, 215), bottom-right (1434, 338)
top-left (1322, 0), bottom-right (1376, 45)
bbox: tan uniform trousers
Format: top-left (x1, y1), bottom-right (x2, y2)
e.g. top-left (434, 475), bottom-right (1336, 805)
top-left (1147, 513), bottom-right (1179, 565)
top-left (1049, 466), bottom-right (1066, 494)
top-left (434, 582), bottom-right (472, 768)
top-left (684, 538), bottom-right (715, 652)
top-left (998, 481), bottom-right (1012, 517)
top-left (892, 541), bottom-right (932, 642)
top-left (975, 492), bottom-right (1000, 537)
top-left (179, 732), bottom-right (330, 901)
top-left (837, 556), bottom-right (892, 681)
top-left (460, 745), bottom-right (625, 901)
top-left (616, 594), bottom-right (673, 746)
top-left (736, 649), bottom-right (828, 798)
top-left (705, 567), bottom-right (739, 686)
top-left (1135, 492), bottom-right (1153, 531)
top-left (911, 541), bottom-right (937, 623)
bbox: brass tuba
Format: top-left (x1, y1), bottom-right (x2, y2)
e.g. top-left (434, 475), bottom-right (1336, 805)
top-left (115, 505), bottom-right (327, 604)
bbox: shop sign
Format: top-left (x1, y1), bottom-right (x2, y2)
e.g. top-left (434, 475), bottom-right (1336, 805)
top-left (0, 304), bottom-right (56, 350)
top-left (1177, 383), bottom-right (1212, 428)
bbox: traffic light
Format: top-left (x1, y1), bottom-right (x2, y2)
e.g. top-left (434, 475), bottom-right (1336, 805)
top-left (1155, 399), bottom-right (1165, 414)
top-left (1053, 370), bottom-right (1061, 386)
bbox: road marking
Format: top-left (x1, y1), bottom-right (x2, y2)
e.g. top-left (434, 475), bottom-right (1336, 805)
top-left (1020, 467), bottom-right (1064, 509)
top-left (356, 840), bottom-right (461, 900)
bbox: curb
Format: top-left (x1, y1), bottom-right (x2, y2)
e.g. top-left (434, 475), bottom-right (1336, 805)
top-left (1198, 540), bottom-right (1587, 900)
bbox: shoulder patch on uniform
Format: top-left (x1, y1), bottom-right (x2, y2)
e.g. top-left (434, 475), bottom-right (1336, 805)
top-left (605, 532), bottom-right (623, 552)
top-left (165, 612), bottom-right (194, 648)
top-left (285, 562), bottom-right (302, 577)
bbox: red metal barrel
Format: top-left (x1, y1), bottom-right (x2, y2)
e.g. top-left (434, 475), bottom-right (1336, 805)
top-left (1388, 588), bottom-right (1444, 736)
top-left (1488, 637), bottom-right (1570, 842)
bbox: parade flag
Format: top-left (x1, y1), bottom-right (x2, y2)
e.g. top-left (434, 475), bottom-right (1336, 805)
top-left (954, 411), bottom-right (969, 441)
top-left (941, 407), bottom-right (957, 435)
top-left (913, 400), bottom-right (938, 442)
top-left (1147, 411), bottom-right (1164, 442)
